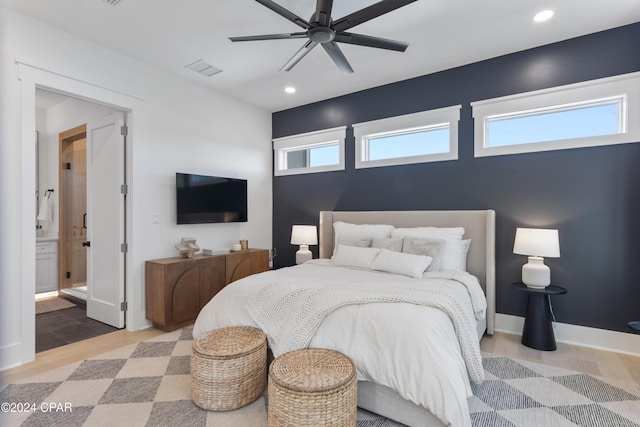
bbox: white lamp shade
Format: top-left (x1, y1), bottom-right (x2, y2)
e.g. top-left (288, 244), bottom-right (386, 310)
top-left (514, 227), bottom-right (560, 288)
top-left (513, 228), bottom-right (560, 258)
top-left (291, 225), bottom-right (316, 265)
top-left (291, 225), bottom-right (318, 245)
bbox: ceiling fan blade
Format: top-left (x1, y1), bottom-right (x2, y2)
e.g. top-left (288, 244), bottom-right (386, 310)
top-left (321, 41), bottom-right (354, 74)
top-left (334, 32), bottom-right (409, 52)
top-left (313, 0), bottom-right (334, 26)
top-left (254, 0), bottom-right (312, 29)
top-left (332, 0), bottom-right (418, 32)
top-left (281, 40), bottom-right (320, 72)
top-left (229, 32), bottom-right (308, 42)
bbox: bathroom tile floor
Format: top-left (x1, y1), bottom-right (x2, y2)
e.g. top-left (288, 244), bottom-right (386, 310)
top-left (36, 304), bottom-right (119, 353)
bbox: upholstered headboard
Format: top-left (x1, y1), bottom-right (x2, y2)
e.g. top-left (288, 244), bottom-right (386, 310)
top-left (319, 210), bottom-right (496, 334)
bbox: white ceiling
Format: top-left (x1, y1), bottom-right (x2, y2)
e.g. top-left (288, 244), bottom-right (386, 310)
top-left (4, 0), bottom-right (640, 112)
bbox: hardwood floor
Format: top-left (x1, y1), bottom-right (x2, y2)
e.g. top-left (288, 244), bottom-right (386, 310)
top-left (2, 327), bottom-right (639, 388)
top-left (1, 327), bottom-right (165, 385)
top-left (481, 331), bottom-right (640, 386)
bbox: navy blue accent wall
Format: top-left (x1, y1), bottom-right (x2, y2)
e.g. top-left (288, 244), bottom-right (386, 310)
top-left (271, 23), bottom-right (640, 333)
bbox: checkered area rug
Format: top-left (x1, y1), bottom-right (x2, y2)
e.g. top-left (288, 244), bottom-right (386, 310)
top-left (1, 326), bottom-right (638, 427)
top-left (472, 353), bottom-right (640, 426)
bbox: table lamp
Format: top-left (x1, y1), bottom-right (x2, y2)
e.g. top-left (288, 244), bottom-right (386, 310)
top-left (513, 227), bottom-right (560, 288)
top-left (291, 225), bottom-right (318, 264)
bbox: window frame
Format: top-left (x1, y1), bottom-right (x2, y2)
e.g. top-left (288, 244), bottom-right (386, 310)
top-left (353, 105), bottom-right (461, 169)
top-left (273, 126), bottom-right (346, 176)
top-left (471, 72), bottom-right (640, 158)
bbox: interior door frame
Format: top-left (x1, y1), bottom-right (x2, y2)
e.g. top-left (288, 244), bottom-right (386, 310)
top-left (13, 62), bottom-right (143, 368)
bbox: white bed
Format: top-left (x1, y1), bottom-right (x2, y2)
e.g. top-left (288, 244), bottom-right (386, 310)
top-left (193, 210), bottom-right (496, 427)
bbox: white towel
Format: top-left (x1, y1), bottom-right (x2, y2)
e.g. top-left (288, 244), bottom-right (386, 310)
top-left (37, 196), bottom-right (51, 229)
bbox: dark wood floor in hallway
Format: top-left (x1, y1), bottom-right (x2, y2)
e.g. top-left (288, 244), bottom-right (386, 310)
top-left (36, 301), bottom-right (119, 352)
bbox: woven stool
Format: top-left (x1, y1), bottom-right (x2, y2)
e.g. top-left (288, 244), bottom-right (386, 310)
top-left (191, 326), bottom-right (267, 411)
top-left (268, 348), bottom-right (357, 427)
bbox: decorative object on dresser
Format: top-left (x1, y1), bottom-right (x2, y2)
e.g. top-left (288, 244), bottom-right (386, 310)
top-left (145, 249), bottom-right (269, 331)
top-left (513, 227), bottom-right (560, 288)
top-left (291, 225), bottom-right (318, 264)
top-left (175, 237), bottom-right (200, 258)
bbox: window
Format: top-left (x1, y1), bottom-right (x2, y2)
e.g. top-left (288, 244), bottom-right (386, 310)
top-left (273, 126), bottom-right (346, 176)
top-left (353, 105), bottom-right (461, 169)
top-left (472, 72), bottom-right (640, 157)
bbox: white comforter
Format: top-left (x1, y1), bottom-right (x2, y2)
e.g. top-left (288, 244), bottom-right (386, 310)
top-left (193, 259), bottom-right (487, 427)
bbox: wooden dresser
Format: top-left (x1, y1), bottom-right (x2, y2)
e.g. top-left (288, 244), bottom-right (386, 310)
top-left (145, 248), bottom-right (269, 331)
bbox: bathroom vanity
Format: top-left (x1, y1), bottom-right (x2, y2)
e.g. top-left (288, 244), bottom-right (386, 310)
top-left (36, 237), bottom-right (58, 294)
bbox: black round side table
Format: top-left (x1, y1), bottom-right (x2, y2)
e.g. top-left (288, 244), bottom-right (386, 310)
top-left (511, 283), bottom-right (567, 351)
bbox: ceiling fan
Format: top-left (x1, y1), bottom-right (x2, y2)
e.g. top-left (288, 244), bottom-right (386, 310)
top-left (229, 0), bottom-right (417, 74)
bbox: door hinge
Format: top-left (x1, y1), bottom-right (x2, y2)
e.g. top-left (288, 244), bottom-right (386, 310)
top-left (120, 243), bottom-right (128, 253)
top-left (65, 162), bottom-right (71, 170)
top-left (120, 301), bottom-right (128, 312)
top-left (120, 125), bottom-right (128, 136)
top-left (66, 271), bottom-right (71, 279)
top-left (120, 184), bottom-right (128, 195)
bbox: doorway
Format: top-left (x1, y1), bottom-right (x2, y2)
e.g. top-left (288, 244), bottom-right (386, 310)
top-left (35, 89), bottom-right (127, 352)
top-left (11, 62), bottom-right (144, 368)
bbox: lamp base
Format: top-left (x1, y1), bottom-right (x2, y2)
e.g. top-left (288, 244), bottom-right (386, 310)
top-left (295, 244), bottom-right (312, 265)
top-left (522, 256), bottom-right (550, 289)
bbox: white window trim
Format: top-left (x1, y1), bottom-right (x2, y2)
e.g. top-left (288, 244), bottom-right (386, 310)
top-left (273, 126), bottom-right (346, 176)
top-left (472, 72), bottom-right (640, 158)
top-left (353, 105), bottom-right (461, 169)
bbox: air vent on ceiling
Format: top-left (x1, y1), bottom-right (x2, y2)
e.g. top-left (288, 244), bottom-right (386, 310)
top-left (184, 59), bottom-right (223, 77)
top-left (103, 0), bottom-right (122, 6)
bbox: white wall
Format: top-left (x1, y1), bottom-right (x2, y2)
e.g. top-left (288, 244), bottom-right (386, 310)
top-left (0, 6), bottom-right (272, 370)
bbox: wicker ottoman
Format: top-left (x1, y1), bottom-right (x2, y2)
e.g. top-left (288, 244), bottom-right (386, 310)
top-left (268, 348), bottom-right (357, 427)
top-left (191, 326), bottom-right (267, 411)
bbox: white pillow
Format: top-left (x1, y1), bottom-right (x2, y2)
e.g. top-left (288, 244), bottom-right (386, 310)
top-left (371, 248), bottom-right (433, 279)
top-left (391, 227), bottom-right (465, 240)
top-left (333, 222), bottom-right (395, 254)
top-left (439, 239), bottom-right (471, 271)
top-left (333, 245), bottom-right (381, 270)
top-left (337, 236), bottom-right (372, 248)
top-left (392, 227), bottom-right (467, 271)
top-left (371, 237), bottom-right (403, 252)
top-left (402, 237), bottom-right (445, 272)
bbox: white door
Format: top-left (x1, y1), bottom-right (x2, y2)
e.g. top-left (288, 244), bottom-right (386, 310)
top-left (86, 112), bottom-right (126, 328)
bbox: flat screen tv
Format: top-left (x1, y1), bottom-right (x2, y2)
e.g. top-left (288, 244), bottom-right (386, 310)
top-left (176, 173), bottom-right (247, 224)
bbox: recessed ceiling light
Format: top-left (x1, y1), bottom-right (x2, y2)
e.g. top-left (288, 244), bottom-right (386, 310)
top-left (284, 86), bottom-right (296, 94)
top-left (533, 10), bottom-right (554, 23)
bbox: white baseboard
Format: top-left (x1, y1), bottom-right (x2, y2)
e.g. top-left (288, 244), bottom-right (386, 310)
top-left (495, 314), bottom-right (640, 356)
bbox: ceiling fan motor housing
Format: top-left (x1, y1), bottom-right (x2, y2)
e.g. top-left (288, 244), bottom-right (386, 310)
top-left (308, 26), bottom-right (335, 43)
